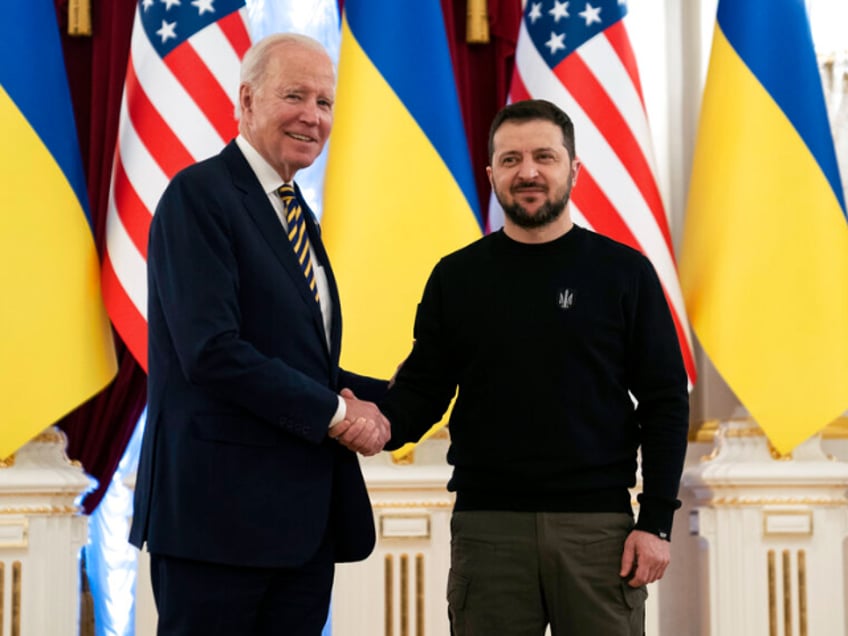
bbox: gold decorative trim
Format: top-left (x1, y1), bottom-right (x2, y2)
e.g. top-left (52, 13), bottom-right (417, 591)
top-left (12, 561), bottom-right (20, 636)
top-left (385, 555), bottom-right (394, 636)
top-left (798, 550), bottom-right (808, 636)
top-left (823, 417), bottom-right (848, 439)
top-left (415, 554), bottom-right (424, 636)
top-left (768, 550), bottom-right (777, 636)
top-left (466, 0), bottom-right (490, 43)
top-left (429, 428), bottom-right (450, 441)
top-left (0, 455), bottom-right (14, 469)
top-left (0, 506), bottom-right (80, 516)
top-left (392, 451), bottom-right (415, 466)
top-left (32, 431), bottom-right (65, 445)
top-left (400, 554), bottom-right (409, 636)
top-left (691, 416), bottom-right (848, 442)
top-left (709, 496), bottom-right (845, 507)
top-left (782, 550), bottom-right (792, 636)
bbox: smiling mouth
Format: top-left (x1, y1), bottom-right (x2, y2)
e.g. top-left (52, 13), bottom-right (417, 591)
top-left (287, 132), bottom-right (315, 143)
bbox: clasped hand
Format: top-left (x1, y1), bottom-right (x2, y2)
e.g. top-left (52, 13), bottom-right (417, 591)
top-left (328, 388), bottom-right (391, 456)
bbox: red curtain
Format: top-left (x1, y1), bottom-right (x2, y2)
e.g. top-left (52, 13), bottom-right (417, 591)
top-left (51, 0), bottom-right (520, 513)
top-left (54, 0), bottom-right (147, 514)
top-left (440, 0), bottom-right (521, 226)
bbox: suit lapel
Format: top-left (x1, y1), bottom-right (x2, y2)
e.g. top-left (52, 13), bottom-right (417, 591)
top-left (222, 142), bottom-right (329, 351)
top-left (299, 193), bottom-right (343, 366)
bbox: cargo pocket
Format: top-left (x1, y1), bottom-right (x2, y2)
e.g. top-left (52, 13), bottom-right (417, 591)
top-left (447, 570), bottom-right (471, 635)
top-left (621, 581), bottom-right (648, 609)
top-left (447, 569), bottom-right (470, 611)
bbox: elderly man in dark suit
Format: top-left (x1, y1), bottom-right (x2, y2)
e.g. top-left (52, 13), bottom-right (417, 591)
top-left (129, 33), bottom-right (391, 636)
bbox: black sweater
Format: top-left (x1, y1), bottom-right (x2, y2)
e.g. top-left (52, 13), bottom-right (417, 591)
top-left (381, 226), bottom-right (689, 538)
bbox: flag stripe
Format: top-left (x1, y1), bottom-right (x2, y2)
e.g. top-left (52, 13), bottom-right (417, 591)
top-left (345, 0), bottom-right (481, 221)
top-left (217, 11), bottom-right (252, 59)
top-left (0, 5), bottom-right (90, 221)
top-left (718, 0), bottom-right (845, 212)
top-left (103, 2), bottom-right (248, 371)
top-left (102, 252), bottom-right (149, 370)
top-left (116, 108), bottom-right (171, 212)
top-left (124, 60), bottom-right (194, 176)
top-left (105, 195), bottom-right (148, 322)
top-left (111, 159), bottom-right (151, 259)
top-left (164, 41), bottom-right (237, 142)
top-left (604, 21), bottom-right (645, 110)
top-left (572, 168), bottom-right (641, 251)
top-left (555, 51), bottom-right (672, 253)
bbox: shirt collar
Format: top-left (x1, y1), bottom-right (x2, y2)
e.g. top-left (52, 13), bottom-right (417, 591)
top-left (235, 135), bottom-right (290, 194)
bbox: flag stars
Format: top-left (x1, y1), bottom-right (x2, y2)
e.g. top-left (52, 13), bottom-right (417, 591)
top-left (549, 0), bottom-right (570, 22)
top-left (156, 19), bottom-right (177, 43)
top-left (142, 0), bottom-right (154, 10)
top-left (191, 0), bottom-right (215, 14)
top-left (528, 2), bottom-right (543, 24)
top-left (161, 0), bottom-right (181, 9)
top-left (545, 31), bottom-right (566, 55)
top-left (579, 3), bottom-right (602, 26)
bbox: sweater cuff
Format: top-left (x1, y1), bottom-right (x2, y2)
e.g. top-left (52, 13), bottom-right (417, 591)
top-left (634, 493), bottom-right (682, 541)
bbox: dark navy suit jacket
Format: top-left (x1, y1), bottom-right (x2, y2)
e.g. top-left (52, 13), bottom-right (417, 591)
top-left (129, 140), bottom-right (386, 568)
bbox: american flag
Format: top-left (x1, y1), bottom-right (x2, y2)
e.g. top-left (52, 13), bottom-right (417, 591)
top-left (101, 0), bottom-right (252, 371)
top-left (499, 0), bottom-right (697, 385)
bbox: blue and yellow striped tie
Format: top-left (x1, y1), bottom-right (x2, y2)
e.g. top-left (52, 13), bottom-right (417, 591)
top-left (277, 184), bottom-right (319, 303)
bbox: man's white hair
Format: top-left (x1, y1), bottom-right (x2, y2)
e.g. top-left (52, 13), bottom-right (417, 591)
top-left (235, 33), bottom-right (334, 120)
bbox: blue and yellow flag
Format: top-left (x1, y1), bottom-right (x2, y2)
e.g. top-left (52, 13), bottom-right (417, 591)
top-left (0, 2), bottom-right (117, 458)
top-left (323, 0), bottom-right (482, 454)
top-left (680, 0), bottom-right (848, 454)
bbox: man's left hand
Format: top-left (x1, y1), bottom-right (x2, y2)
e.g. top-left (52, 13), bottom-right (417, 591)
top-left (619, 529), bottom-right (670, 587)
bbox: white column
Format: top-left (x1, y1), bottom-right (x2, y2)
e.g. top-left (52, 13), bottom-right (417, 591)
top-left (332, 438), bottom-right (453, 636)
top-left (683, 419), bottom-right (848, 636)
top-left (0, 428), bottom-right (94, 636)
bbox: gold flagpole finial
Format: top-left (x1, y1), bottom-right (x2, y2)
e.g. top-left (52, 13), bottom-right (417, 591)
top-left (69, 0), bottom-right (93, 37)
top-left (466, 0), bottom-right (490, 44)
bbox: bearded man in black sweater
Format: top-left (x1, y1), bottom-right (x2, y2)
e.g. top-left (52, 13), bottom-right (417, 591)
top-left (336, 99), bottom-right (689, 635)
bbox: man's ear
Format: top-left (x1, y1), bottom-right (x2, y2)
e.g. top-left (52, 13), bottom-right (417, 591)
top-left (239, 84), bottom-right (252, 114)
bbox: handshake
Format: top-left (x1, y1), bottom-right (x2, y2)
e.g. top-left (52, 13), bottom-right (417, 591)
top-left (328, 388), bottom-right (391, 456)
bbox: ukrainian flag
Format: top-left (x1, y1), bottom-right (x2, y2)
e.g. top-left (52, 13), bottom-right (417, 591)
top-left (0, 2), bottom-right (117, 458)
top-left (680, 0), bottom-right (848, 454)
top-left (323, 1), bottom-right (482, 452)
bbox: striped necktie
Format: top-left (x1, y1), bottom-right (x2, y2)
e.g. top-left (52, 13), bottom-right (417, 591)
top-left (277, 184), bottom-right (319, 303)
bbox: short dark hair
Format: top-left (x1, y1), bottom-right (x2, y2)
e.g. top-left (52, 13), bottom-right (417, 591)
top-left (487, 99), bottom-right (575, 163)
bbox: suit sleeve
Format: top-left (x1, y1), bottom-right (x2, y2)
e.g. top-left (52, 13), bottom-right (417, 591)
top-left (148, 170), bottom-right (338, 444)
